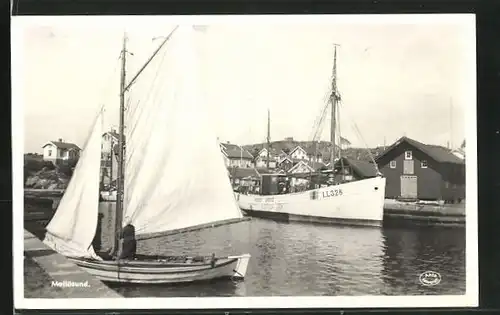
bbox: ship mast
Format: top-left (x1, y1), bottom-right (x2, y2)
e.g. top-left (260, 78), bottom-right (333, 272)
top-left (330, 44), bottom-right (340, 170)
top-left (113, 33), bottom-right (127, 258)
top-left (266, 109), bottom-right (271, 169)
top-left (111, 28), bottom-right (178, 258)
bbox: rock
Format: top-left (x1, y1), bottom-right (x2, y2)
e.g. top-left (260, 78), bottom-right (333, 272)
top-left (25, 176), bottom-right (39, 188)
top-left (47, 183), bottom-right (58, 190)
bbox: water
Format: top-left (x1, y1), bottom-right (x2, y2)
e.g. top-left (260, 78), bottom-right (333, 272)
top-left (95, 203), bottom-right (465, 297)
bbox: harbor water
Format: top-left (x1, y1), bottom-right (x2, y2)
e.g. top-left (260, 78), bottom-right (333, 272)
top-left (93, 202), bottom-right (466, 297)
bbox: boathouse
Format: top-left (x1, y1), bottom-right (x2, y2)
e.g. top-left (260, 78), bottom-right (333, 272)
top-left (375, 136), bottom-right (465, 203)
top-left (333, 157), bottom-right (379, 182)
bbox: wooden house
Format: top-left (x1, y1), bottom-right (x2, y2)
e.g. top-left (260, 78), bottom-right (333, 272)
top-left (220, 142), bottom-right (255, 168)
top-left (42, 138), bottom-right (81, 166)
top-left (333, 157), bottom-right (379, 182)
top-left (375, 136), bottom-right (465, 203)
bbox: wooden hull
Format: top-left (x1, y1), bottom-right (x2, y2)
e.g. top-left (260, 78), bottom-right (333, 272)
top-left (236, 176), bottom-right (386, 227)
top-left (68, 254), bottom-right (251, 284)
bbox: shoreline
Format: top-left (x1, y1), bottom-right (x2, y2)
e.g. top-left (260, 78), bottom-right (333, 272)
top-left (23, 189), bottom-right (465, 227)
top-left (23, 229), bottom-right (122, 298)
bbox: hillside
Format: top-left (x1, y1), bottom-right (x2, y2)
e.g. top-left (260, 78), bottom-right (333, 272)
top-left (243, 140), bottom-right (386, 162)
top-left (24, 154), bottom-right (77, 190)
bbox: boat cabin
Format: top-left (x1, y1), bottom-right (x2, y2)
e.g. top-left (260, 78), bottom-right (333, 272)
top-left (259, 171), bottom-right (336, 195)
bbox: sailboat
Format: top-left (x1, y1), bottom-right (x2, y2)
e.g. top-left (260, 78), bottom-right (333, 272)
top-left (42, 26), bottom-right (251, 284)
top-left (236, 45), bottom-right (386, 227)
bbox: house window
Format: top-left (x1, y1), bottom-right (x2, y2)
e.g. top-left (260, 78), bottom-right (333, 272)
top-left (421, 160), bottom-right (428, 168)
top-left (48, 150), bottom-right (52, 157)
top-left (390, 160), bottom-right (396, 168)
top-left (405, 150), bottom-right (412, 160)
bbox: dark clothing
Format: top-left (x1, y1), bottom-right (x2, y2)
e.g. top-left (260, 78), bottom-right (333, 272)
top-left (118, 224), bottom-right (137, 260)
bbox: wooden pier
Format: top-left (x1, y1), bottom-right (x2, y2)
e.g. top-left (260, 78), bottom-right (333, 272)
top-left (23, 230), bottom-right (122, 298)
top-left (383, 199), bottom-right (465, 227)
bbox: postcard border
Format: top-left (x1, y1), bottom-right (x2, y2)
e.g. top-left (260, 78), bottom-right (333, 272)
top-left (13, 14), bottom-right (478, 309)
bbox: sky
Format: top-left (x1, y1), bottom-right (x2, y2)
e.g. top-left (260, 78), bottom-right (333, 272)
top-left (14, 15), bottom-right (476, 153)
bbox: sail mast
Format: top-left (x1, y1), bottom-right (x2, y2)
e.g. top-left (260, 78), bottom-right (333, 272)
top-left (114, 33), bottom-right (127, 257)
top-left (109, 128), bottom-right (113, 188)
top-left (330, 44), bottom-right (340, 169)
top-left (266, 109), bottom-right (270, 169)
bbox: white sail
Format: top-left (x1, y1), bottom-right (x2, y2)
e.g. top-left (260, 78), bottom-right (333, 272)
top-left (43, 110), bottom-right (104, 259)
top-left (123, 25), bottom-right (243, 236)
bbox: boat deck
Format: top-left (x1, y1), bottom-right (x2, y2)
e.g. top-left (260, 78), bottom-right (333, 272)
top-left (23, 229), bottom-right (122, 298)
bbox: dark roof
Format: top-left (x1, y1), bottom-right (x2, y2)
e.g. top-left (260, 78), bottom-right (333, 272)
top-left (227, 167), bottom-right (272, 178)
top-left (227, 167), bottom-right (260, 179)
top-left (310, 161), bottom-right (327, 171)
top-left (376, 136), bottom-right (465, 164)
top-left (335, 157), bottom-right (378, 178)
top-left (221, 143), bottom-right (254, 159)
top-left (43, 141), bottom-right (80, 151)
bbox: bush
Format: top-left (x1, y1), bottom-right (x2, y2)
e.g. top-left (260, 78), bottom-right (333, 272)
top-left (57, 158), bottom-right (79, 178)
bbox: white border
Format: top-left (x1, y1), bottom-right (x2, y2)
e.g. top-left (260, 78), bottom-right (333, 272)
top-left (13, 14), bottom-right (478, 309)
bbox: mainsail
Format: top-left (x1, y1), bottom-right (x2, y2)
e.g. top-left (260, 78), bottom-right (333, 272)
top-left (43, 110), bottom-right (103, 259)
top-left (123, 26), bottom-right (243, 236)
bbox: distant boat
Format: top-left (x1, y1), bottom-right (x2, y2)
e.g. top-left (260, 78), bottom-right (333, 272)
top-left (236, 45), bottom-right (386, 227)
top-left (43, 26), bottom-right (251, 284)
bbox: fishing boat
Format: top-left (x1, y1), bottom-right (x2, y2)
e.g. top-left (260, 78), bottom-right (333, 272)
top-left (42, 25), bottom-right (251, 284)
top-left (236, 45), bottom-right (386, 227)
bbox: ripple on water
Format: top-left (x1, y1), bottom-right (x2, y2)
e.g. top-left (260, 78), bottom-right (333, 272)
top-left (95, 204), bottom-right (466, 297)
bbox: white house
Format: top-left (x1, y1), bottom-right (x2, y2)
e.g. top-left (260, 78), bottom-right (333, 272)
top-left (254, 156), bottom-right (277, 169)
top-left (42, 138), bottom-right (81, 165)
top-left (220, 142), bottom-right (254, 168)
top-left (289, 146), bottom-right (309, 161)
top-left (256, 148), bottom-right (282, 162)
top-left (288, 160), bottom-right (315, 174)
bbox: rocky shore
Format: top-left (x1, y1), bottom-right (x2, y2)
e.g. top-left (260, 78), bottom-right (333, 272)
top-left (25, 167), bottom-right (70, 190)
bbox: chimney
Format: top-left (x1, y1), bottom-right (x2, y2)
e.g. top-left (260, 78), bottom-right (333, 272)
top-left (58, 138), bottom-right (62, 142)
top-left (227, 141), bottom-right (230, 144)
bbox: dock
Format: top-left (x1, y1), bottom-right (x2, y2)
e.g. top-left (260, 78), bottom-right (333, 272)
top-left (24, 229), bottom-right (121, 298)
top-left (383, 199), bottom-right (465, 227)
top-left (24, 188), bottom-right (64, 198)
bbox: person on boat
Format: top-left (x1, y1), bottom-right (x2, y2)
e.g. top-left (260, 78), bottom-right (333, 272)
top-left (118, 217), bottom-right (137, 260)
top-left (278, 181), bottom-right (285, 194)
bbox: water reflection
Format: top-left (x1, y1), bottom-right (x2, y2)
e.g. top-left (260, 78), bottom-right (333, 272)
top-left (96, 202), bottom-right (465, 297)
top-left (380, 226), bottom-right (466, 295)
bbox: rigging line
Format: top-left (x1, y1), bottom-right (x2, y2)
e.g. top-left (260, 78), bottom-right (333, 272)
top-left (124, 25), bottom-right (179, 92)
top-left (309, 88), bottom-right (332, 141)
top-left (122, 51), bottom-right (170, 224)
top-left (338, 100), bottom-right (380, 174)
top-left (124, 47), bottom-right (168, 145)
top-left (124, 49), bottom-right (169, 169)
top-left (99, 53), bottom-right (122, 112)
